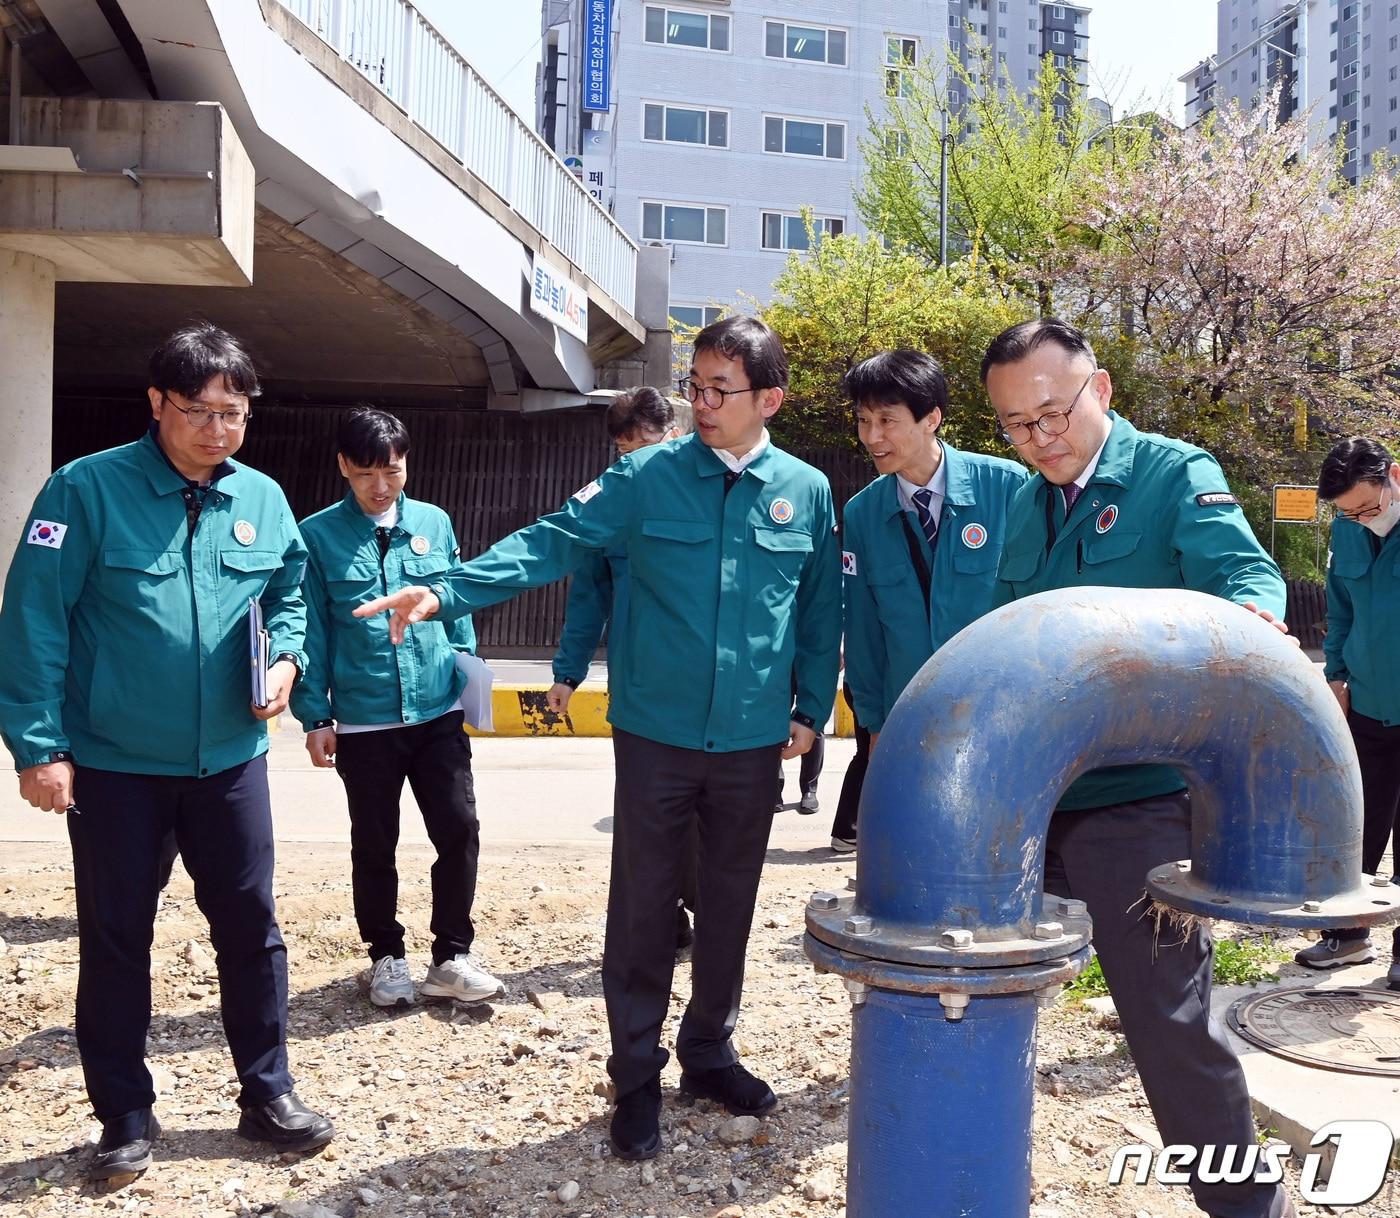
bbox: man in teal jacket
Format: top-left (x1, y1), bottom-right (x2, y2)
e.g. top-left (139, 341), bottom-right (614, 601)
top-left (985, 318), bottom-right (1292, 1218)
top-left (1296, 436), bottom-right (1400, 984)
top-left (357, 317), bottom-right (841, 1162)
top-left (545, 387), bottom-right (698, 955)
top-left (292, 408), bottom-right (501, 1011)
top-left (841, 348), bottom-right (1027, 744)
top-left (0, 323), bottom-right (332, 1183)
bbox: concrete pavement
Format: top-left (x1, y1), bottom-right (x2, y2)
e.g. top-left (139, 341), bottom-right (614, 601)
top-left (0, 723), bottom-right (859, 851)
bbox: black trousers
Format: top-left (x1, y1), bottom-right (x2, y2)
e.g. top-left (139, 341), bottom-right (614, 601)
top-left (335, 710), bottom-right (480, 965)
top-left (1330, 709), bottom-right (1400, 943)
top-left (1045, 793), bottom-right (1287, 1218)
top-left (68, 756), bottom-right (292, 1122)
top-left (604, 728), bottom-right (780, 1095)
top-left (776, 732), bottom-right (824, 803)
top-left (831, 685), bottom-right (869, 841)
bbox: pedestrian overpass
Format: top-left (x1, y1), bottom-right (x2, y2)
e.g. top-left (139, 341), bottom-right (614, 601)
top-left (0, 0), bottom-right (665, 581)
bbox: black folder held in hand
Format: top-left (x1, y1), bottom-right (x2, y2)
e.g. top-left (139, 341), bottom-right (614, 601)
top-left (249, 597), bottom-right (270, 708)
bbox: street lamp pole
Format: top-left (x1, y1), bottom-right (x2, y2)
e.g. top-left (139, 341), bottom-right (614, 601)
top-left (939, 108), bottom-right (949, 268)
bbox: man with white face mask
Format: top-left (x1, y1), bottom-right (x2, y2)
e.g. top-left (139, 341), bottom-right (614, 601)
top-left (1296, 437), bottom-right (1400, 985)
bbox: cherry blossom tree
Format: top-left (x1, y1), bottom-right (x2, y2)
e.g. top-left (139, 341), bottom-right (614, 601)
top-left (1070, 98), bottom-right (1400, 475)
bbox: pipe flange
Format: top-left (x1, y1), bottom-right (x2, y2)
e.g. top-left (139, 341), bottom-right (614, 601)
top-left (804, 932), bottom-right (1093, 998)
top-left (1146, 862), bottom-right (1400, 928)
top-left (804, 892), bottom-right (1092, 969)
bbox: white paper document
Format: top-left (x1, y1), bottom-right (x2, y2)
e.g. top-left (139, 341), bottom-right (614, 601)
top-left (455, 651), bottom-right (495, 732)
top-left (249, 597), bottom-right (270, 708)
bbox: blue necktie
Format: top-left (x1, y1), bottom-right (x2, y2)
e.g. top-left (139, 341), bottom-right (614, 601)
top-left (912, 488), bottom-right (939, 548)
top-left (1062, 483), bottom-right (1083, 513)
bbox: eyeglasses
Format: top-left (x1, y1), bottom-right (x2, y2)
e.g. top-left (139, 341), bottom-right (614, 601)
top-left (1337, 482), bottom-right (1393, 522)
top-left (678, 378), bottom-right (760, 409)
top-left (162, 394), bottom-right (251, 430)
top-left (998, 371), bottom-right (1096, 446)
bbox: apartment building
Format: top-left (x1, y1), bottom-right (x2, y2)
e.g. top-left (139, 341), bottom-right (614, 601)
top-left (538, 2), bottom-right (1093, 320)
top-left (1181, 1), bottom-right (1400, 182)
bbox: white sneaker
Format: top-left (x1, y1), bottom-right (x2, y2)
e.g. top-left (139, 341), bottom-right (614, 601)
top-left (421, 953), bottom-right (504, 1003)
top-left (830, 835), bottom-right (856, 854)
top-left (368, 955), bottom-right (414, 1008)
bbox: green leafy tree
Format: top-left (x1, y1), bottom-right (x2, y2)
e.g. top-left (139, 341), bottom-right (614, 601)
top-left (758, 221), bottom-right (1023, 455)
top-left (859, 50), bottom-right (1153, 314)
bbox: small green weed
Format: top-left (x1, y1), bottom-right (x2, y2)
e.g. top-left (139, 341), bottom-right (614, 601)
top-left (1066, 933), bottom-right (1289, 1002)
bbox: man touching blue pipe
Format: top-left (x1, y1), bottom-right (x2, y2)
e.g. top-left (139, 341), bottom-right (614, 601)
top-left (984, 317), bottom-right (1295, 1218)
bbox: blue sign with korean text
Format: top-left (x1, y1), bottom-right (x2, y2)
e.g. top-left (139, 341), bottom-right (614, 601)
top-left (583, 0), bottom-right (611, 112)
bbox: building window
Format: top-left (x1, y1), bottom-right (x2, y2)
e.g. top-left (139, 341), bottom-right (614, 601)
top-left (1052, 30), bottom-right (1065, 45)
top-left (642, 103), bottom-right (728, 147)
top-left (760, 212), bottom-right (845, 252)
top-left (669, 304), bottom-right (722, 330)
top-left (764, 21), bottom-right (847, 65)
top-left (764, 115), bottom-right (846, 159)
top-left (643, 6), bottom-right (730, 52)
top-left (1052, 4), bottom-right (1066, 16)
top-left (641, 201), bottom-right (727, 245)
top-left (885, 36), bottom-right (919, 96)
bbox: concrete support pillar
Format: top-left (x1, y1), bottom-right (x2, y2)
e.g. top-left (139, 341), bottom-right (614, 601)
top-left (0, 250), bottom-right (56, 593)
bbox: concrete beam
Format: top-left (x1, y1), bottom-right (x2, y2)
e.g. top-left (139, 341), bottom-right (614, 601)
top-left (0, 98), bottom-right (253, 285)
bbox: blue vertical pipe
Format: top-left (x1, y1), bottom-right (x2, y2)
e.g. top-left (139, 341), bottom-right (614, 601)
top-left (814, 587), bottom-right (1387, 1218)
top-left (849, 989), bottom-right (1036, 1216)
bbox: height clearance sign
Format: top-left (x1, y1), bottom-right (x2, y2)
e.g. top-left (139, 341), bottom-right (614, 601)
top-left (530, 253), bottom-right (589, 343)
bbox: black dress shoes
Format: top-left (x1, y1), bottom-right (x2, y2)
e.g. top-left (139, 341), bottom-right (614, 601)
top-left (91, 1109), bottom-right (160, 1182)
top-left (678, 1062), bottom-right (778, 1116)
top-left (236, 1092), bottom-right (335, 1151)
top-left (609, 1077), bottom-right (662, 1160)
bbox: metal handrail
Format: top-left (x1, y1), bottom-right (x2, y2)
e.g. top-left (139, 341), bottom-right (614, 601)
top-left (277, 0), bottom-right (637, 313)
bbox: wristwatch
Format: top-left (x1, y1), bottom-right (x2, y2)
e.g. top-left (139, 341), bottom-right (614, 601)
top-left (559, 676), bottom-right (581, 690)
top-left (790, 710), bottom-right (817, 731)
top-left (29, 750), bottom-right (74, 767)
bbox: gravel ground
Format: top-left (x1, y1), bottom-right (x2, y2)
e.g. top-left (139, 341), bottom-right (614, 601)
top-left (1, 840), bottom-right (1394, 1218)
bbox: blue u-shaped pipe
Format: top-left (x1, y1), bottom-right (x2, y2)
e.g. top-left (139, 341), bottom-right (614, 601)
top-left (806, 587), bottom-right (1397, 1218)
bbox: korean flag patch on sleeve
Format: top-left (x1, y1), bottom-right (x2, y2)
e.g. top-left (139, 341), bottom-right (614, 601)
top-left (27, 519), bottom-right (67, 549)
top-left (842, 551), bottom-right (858, 576)
top-left (572, 480), bottom-right (603, 505)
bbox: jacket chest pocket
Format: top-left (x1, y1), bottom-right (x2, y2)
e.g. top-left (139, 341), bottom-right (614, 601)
top-left (403, 553), bottom-right (450, 582)
top-left (101, 548), bottom-right (184, 604)
top-left (219, 548), bottom-right (283, 596)
top-left (865, 563), bottom-right (922, 615)
top-left (1330, 557), bottom-right (1371, 583)
top-left (1080, 529), bottom-right (1143, 568)
top-left (753, 526), bottom-right (812, 585)
top-left (639, 518), bottom-right (714, 578)
top-left (951, 540), bottom-right (1000, 576)
top-left (997, 546), bottom-right (1042, 586)
top-left (325, 559), bottom-right (383, 605)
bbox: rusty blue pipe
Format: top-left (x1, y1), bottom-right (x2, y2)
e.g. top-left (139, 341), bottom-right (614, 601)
top-left (805, 587), bottom-right (1395, 1218)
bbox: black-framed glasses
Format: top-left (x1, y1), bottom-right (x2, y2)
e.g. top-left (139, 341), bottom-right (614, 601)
top-left (162, 393), bottom-right (251, 430)
top-left (998, 371), bottom-right (1096, 446)
top-left (678, 377), bottom-right (759, 409)
top-left (1337, 482), bottom-right (1394, 522)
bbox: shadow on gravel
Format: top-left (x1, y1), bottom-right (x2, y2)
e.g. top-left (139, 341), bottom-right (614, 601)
top-left (288, 1077), bottom-right (844, 1218)
top-left (763, 847), bottom-right (854, 867)
top-left (0, 912), bottom-right (79, 946)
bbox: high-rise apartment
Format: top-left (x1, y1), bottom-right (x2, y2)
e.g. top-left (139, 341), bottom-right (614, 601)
top-left (1181, 1), bottom-right (1400, 183)
top-left (538, 2), bottom-right (1093, 321)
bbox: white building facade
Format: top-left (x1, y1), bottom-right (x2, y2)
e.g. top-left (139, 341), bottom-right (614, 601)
top-left (538, 1), bottom-right (1094, 321)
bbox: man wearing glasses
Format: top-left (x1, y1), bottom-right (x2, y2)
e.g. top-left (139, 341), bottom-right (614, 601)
top-left (354, 316), bottom-right (841, 1162)
top-left (983, 318), bottom-right (1294, 1218)
top-left (0, 323), bottom-right (333, 1185)
top-left (1295, 437), bottom-right (1400, 984)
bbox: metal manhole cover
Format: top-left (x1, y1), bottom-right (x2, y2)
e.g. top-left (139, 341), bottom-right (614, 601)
top-left (1227, 988), bottom-right (1400, 1077)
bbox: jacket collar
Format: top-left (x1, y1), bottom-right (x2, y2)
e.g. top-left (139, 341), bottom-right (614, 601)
top-left (138, 426), bottom-right (241, 497)
top-left (879, 441), bottom-right (974, 519)
top-left (691, 433), bottom-right (777, 484)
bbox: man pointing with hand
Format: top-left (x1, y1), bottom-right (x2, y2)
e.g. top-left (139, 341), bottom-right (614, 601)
top-left (356, 317), bottom-right (840, 1163)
